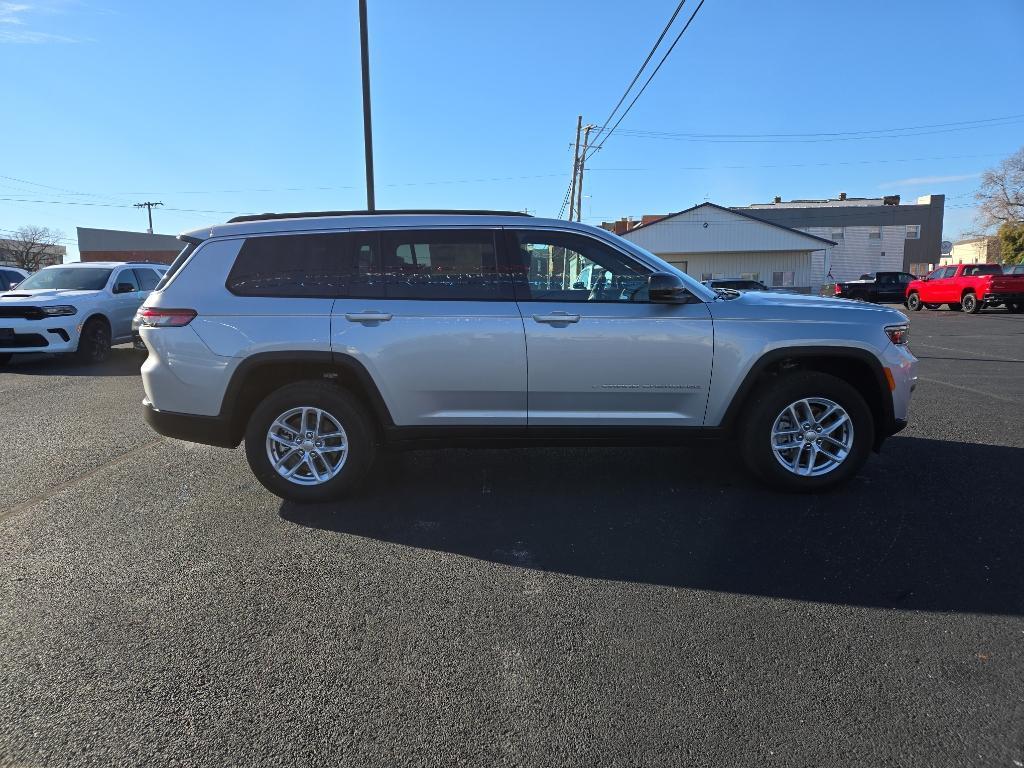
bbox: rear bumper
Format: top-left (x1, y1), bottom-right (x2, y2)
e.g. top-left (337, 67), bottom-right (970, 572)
top-left (142, 399), bottom-right (239, 448)
top-left (983, 293), bottom-right (1024, 304)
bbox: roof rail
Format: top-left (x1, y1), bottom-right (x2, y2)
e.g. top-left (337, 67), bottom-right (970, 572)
top-left (226, 209), bottom-right (532, 224)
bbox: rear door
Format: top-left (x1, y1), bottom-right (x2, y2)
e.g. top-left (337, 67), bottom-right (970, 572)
top-left (508, 228), bottom-right (713, 427)
top-left (329, 228), bottom-right (527, 428)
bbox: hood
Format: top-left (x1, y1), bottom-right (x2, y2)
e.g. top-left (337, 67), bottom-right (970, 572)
top-left (0, 289), bottom-right (100, 304)
top-left (708, 289), bottom-right (908, 324)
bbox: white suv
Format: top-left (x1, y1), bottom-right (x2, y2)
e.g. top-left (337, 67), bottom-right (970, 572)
top-left (139, 210), bottom-right (917, 502)
top-left (0, 261), bottom-right (166, 366)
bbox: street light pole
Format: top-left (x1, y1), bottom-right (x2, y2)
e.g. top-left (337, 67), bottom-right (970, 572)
top-left (358, 0), bottom-right (376, 211)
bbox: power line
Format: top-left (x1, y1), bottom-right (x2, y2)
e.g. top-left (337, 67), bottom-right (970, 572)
top-left (587, 1), bottom-right (688, 152)
top-left (588, 113), bottom-right (1024, 141)
top-left (586, 0), bottom-right (707, 161)
top-left (609, 118), bottom-right (1024, 144)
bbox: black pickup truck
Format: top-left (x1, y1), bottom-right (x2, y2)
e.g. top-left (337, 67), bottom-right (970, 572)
top-left (830, 271), bottom-right (916, 303)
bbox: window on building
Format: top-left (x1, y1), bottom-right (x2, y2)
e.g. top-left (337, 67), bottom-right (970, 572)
top-left (701, 273), bottom-right (713, 282)
top-left (868, 226), bottom-right (882, 240)
top-left (740, 272), bottom-right (760, 281)
top-left (831, 228), bottom-right (844, 241)
top-left (772, 271), bottom-right (795, 287)
top-left (906, 224), bottom-right (921, 240)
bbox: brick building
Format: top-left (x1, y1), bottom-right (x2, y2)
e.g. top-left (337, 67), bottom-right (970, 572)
top-left (77, 227), bottom-right (182, 264)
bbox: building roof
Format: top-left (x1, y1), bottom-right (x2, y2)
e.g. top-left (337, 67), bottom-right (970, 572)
top-left (77, 227), bottom-right (183, 252)
top-left (624, 202), bottom-right (837, 246)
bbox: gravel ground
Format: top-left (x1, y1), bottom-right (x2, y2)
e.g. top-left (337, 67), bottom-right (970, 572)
top-left (1, 306), bottom-right (1023, 767)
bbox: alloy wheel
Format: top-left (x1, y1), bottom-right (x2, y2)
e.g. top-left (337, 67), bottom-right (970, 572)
top-left (770, 397), bottom-right (855, 477)
top-left (265, 406), bottom-right (349, 486)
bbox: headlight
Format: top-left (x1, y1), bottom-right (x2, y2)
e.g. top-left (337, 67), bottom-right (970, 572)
top-left (885, 324), bottom-right (909, 345)
top-left (41, 305), bottom-right (77, 317)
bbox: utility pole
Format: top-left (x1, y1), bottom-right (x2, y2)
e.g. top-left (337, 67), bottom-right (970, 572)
top-left (575, 124), bottom-right (594, 222)
top-left (358, 0), bottom-right (376, 211)
top-left (566, 115), bottom-right (582, 221)
top-left (134, 201), bottom-right (163, 233)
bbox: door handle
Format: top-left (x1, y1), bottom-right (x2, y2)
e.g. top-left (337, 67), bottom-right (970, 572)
top-left (345, 311), bottom-right (393, 323)
top-left (533, 312), bottom-right (581, 325)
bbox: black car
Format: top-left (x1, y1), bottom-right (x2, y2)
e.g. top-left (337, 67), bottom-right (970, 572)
top-left (702, 278), bottom-right (769, 292)
top-left (832, 271), bottom-right (915, 303)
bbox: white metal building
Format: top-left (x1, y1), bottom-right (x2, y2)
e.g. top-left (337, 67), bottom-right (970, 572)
top-left (621, 203), bottom-right (835, 293)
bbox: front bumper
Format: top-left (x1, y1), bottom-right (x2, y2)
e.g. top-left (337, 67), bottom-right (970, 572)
top-left (0, 317), bottom-right (79, 354)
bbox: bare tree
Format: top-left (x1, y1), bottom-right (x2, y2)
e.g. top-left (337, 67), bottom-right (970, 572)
top-left (0, 225), bottom-right (65, 271)
top-left (976, 147), bottom-right (1024, 229)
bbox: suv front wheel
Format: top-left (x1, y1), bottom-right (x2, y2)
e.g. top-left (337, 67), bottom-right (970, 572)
top-left (244, 381), bottom-right (376, 503)
top-left (740, 371), bottom-right (874, 492)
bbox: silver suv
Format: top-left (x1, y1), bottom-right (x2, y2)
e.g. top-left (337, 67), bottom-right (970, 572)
top-left (139, 210), bottom-right (917, 502)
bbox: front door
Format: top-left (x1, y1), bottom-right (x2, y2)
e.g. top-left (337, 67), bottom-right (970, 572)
top-left (110, 267), bottom-right (142, 339)
top-left (507, 229), bottom-right (713, 427)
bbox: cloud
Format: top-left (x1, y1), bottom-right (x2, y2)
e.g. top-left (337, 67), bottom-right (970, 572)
top-left (0, 3), bottom-right (31, 23)
top-left (0, 1), bottom-right (83, 42)
top-left (878, 173), bottom-right (981, 189)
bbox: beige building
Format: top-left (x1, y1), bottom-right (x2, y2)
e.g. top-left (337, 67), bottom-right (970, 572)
top-left (621, 202), bottom-right (836, 293)
top-left (939, 236), bottom-right (1000, 266)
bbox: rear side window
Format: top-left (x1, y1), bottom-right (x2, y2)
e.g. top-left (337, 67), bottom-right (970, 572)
top-left (134, 268), bottom-right (160, 290)
top-left (228, 234), bottom-right (347, 297)
top-left (378, 229), bottom-right (508, 300)
top-left (963, 264), bottom-right (1002, 276)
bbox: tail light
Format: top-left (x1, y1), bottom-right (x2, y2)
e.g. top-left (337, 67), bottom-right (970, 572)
top-left (137, 307), bottom-right (197, 327)
top-left (833, 284), bottom-right (843, 295)
top-left (885, 324), bottom-right (909, 345)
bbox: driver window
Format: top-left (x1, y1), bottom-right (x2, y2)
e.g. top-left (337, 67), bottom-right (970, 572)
top-left (115, 269), bottom-right (140, 292)
top-left (927, 268), bottom-right (945, 280)
top-left (510, 231), bottom-right (650, 302)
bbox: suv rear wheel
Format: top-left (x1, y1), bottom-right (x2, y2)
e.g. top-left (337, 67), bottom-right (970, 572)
top-left (244, 381), bottom-right (376, 503)
top-left (740, 371), bottom-right (874, 492)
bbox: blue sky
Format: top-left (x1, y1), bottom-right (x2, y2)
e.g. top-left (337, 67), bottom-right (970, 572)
top-left (1, 0), bottom-right (1022, 261)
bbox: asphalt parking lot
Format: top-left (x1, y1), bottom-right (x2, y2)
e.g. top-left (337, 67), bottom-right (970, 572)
top-left (2, 306), bottom-right (1023, 767)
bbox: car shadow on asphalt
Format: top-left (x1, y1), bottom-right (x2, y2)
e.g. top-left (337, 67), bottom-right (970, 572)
top-left (280, 436), bottom-right (1024, 615)
top-left (2, 347), bottom-right (142, 377)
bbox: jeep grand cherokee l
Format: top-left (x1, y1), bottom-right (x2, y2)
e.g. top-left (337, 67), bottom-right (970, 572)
top-left (138, 210), bottom-right (917, 502)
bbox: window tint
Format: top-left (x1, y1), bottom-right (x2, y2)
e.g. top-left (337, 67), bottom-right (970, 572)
top-left (379, 230), bottom-right (506, 300)
top-left (942, 266), bottom-right (958, 278)
top-left (228, 234), bottom-right (347, 297)
top-left (134, 268), bottom-right (160, 291)
top-left (115, 269), bottom-right (141, 292)
top-left (509, 230), bottom-right (650, 302)
top-left (963, 264), bottom-right (1002, 276)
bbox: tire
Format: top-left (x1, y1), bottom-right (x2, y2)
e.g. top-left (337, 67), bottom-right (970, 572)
top-left (961, 292), bottom-right (981, 314)
top-left (0, 353), bottom-right (11, 367)
top-left (740, 371), bottom-right (874, 493)
top-left (244, 381), bottom-right (376, 503)
top-left (74, 317), bottom-right (111, 364)
top-left (947, 303), bottom-right (961, 312)
top-left (906, 292), bottom-right (922, 311)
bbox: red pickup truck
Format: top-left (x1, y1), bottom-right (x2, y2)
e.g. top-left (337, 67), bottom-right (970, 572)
top-left (905, 263), bottom-right (1024, 314)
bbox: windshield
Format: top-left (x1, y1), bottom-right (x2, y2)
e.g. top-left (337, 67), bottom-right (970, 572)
top-left (15, 267), bottom-right (112, 291)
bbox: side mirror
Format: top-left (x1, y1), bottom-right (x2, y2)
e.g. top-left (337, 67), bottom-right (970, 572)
top-left (648, 271), bottom-right (692, 303)
top-left (114, 282), bottom-right (137, 294)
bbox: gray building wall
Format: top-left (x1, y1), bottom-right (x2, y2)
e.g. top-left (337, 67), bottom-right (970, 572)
top-left (733, 195), bottom-right (944, 272)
